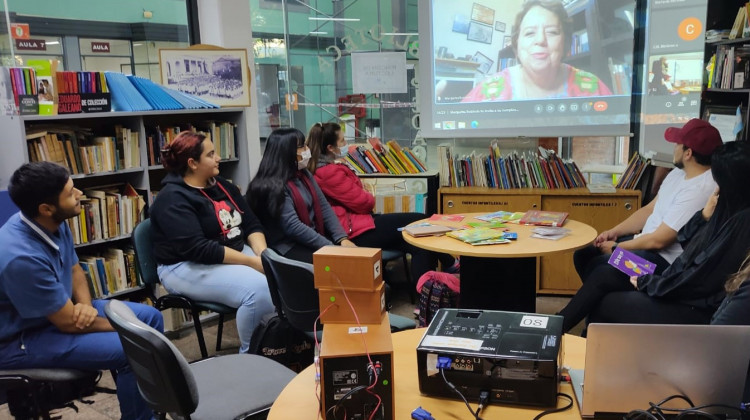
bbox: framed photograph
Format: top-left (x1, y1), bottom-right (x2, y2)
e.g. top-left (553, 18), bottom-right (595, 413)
top-left (471, 51), bottom-right (494, 74)
top-left (467, 21), bottom-right (493, 44)
top-left (471, 3), bottom-right (495, 26)
top-left (495, 21), bottom-right (506, 32)
top-left (452, 14), bottom-right (470, 34)
top-left (503, 36), bottom-right (512, 48)
top-left (159, 47), bottom-right (251, 107)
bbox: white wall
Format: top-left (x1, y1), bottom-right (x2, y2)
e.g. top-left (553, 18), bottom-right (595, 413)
top-left (197, 0), bottom-right (262, 182)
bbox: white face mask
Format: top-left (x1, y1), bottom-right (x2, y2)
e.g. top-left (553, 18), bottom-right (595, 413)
top-left (297, 149), bottom-right (311, 169)
top-left (334, 145), bottom-right (347, 159)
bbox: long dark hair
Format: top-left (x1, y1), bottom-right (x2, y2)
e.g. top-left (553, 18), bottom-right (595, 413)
top-left (682, 141), bottom-right (750, 263)
top-left (246, 128), bottom-right (306, 219)
top-left (307, 122), bottom-right (341, 174)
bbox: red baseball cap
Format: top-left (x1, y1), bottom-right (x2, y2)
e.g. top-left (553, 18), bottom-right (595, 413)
top-left (664, 118), bottom-right (723, 156)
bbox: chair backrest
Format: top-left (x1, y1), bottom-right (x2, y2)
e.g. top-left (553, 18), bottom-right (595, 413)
top-left (104, 300), bottom-right (199, 417)
top-left (132, 219), bottom-right (160, 288)
top-left (260, 249), bottom-right (320, 333)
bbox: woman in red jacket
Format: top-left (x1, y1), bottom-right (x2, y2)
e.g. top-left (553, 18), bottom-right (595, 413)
top-left (307, 122), bottom-right (456, 282)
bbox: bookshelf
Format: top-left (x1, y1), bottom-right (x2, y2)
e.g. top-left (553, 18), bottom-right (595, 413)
top-left (0, 108), bottom-right (251, 307)
top-left (703, 0), bottom-right (750, 141)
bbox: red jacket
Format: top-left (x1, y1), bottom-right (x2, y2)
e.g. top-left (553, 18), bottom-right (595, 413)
top-left (313, 162), bottom-right (375, 239)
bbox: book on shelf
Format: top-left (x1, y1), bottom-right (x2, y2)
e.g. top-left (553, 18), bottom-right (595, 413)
top-left (27, 59), bottom-right (59, 115)
top-left (78, 245), bottom-right (141, 299)
top-left (615, 152), bottom-right (650, 190)
top-left (518, 210), bottom-right (569, 227)
top-left (26, 125), bottom-right (141, 175)
top-left (66, 183), bottom-right (146, 245)
top-left (344, 139), bottom-right (428, 175)
top-left (436, 143), bottom-right (587, 189)
top-left (146, 121), bottom-right (238, 166)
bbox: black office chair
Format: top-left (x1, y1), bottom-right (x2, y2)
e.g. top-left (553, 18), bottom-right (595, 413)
top-left (260, 249), bottom-right (416, 334)
top-left (132, 219), bottom-right (236, 359)
top-left (0, 368), bottom-right (100, 419)
top-left (381, 249), bottom-right (416, 303)
top-left (104, 300), bottom-right (295, 420)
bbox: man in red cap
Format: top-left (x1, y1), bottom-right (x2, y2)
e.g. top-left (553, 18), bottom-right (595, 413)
top-left (574, 118), bottom-right (722, 281)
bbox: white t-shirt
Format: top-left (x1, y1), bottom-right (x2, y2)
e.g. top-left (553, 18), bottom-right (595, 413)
top-left (635, 168), bottom-right (717, 264)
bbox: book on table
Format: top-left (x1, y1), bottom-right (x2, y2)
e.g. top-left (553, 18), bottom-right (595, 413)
top-left (518, 210), bottom-right (569, 227)
top-left (403, 224), bottom-right (454, 237)
top-left (475, 210), bottom-right (525, 223)
top-left (446, 227), bottom-right (507, 244)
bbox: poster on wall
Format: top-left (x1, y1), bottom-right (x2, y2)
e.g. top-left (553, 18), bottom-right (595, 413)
top-left (351, 52), bottom-right (407, 94)
top-left (159, 47), bottom-right (251, 107)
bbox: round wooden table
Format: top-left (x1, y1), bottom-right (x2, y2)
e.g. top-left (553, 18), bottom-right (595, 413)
top-left (267, 328), bottom-right (586, 419)
top-left (403, 214), bottom-right (597, 312)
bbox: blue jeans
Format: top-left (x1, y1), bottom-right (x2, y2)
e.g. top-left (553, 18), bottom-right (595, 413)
top-left (157, 245), bottom-right (274, 353)
top-left (0, 300), bottom-right (163, 420)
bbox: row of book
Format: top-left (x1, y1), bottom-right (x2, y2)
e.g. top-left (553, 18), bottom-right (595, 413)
top-left (608, 58), bottom-right (632, 95)
top-left (8, 67), bottom-right (37, 99)
top-left (729, 3), bottom-right (750, 40)
top-left (146, 121), bottom-right (238, 166)
top-left (570, 30), bottom-right (590, 56)
top-left (26, 125), bottom-right (141, 175)
top-left (615, 152), bottom-right (650, 190)
top-left (56, 71), bottom-right (109, 94)
top-left (345, 139), bottom-right (427, 174)
top-left (708, 44), bottom-right (750, 90)
top-left (436, 144), bottom-right (588, 189)
top-left (78, 246), bottom-right (142, 299)
top-left (65, 184), bottom-right (146, 245)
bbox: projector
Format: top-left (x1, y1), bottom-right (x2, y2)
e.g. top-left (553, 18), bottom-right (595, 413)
top-left (417, 309), bottom-right (562, 407)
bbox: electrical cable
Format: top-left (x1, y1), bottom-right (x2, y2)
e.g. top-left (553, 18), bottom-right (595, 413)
top-left (439, 368), bottom-right (483, 420)
top-left (532, 393), bottom-right (574, 420)
top-left (315, 302), bottom-right (337, 419)
top-left (622, 394), bottom-right (748, 420)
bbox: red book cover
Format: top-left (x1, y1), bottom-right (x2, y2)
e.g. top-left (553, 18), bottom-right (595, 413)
top-left (540, 159), bottom-right (556, 189)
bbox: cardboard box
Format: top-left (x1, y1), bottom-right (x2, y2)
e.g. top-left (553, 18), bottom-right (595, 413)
top-left (313, 246), bottom-right (383, 291)
top-left (318, 283), bottom-right (385, 324)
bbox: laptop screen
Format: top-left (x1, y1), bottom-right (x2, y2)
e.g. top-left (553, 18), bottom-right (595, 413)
top-left (573, 324), bottom-right (750, 418)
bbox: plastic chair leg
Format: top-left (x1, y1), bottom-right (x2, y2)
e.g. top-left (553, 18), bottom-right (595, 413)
top-left (402, 254), bottom-right (416, 304)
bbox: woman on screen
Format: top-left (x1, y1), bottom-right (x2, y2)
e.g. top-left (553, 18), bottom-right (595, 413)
top-left (462, 0), bottom-right (611, 102)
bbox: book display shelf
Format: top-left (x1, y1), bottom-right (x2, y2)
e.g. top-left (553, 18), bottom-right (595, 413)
top-left (703, 0), bottom-right (750, 141)
top-left (0, 108), bottom-right (251, 332)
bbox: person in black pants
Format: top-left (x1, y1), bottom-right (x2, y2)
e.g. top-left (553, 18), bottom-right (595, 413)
top-left (559, 141), bottom-right (750, 333)
top-left (573, 119), bottom-right (722, 283)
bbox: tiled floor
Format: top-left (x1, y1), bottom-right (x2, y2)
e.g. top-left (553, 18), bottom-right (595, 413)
top-left (0, 267), bottom-right (583, 419)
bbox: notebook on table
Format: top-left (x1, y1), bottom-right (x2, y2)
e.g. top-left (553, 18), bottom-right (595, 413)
top-left (570, 323), bottom-right (750, 418)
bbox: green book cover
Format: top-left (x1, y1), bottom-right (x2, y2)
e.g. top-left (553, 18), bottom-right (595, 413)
top-left (27, 59), bottom-right (58, 115)
top-left (446, 227), bottom-right (506, 244)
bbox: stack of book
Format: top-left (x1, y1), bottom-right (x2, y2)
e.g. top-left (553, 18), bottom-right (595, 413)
top-left (146, 121), bottom-right (238, 166)
top-left (56, 71), bottom-right (109, 94)
top-left (26, 125), bottom-right (140, 175)
top-left (437, 144), bottom-right (587, 189)
top-left (78, 246), bottom-right (141, 298)
top-left (345, 139), bottom-right (427, 175)
top-left (615, 152), bottom-right (650, 190)
top-left (65, 183), bottom-right (146, 245)
top-left (8, 67), bottom-right (37, 107)
top-left (446, 227), bottom-right (509, 245)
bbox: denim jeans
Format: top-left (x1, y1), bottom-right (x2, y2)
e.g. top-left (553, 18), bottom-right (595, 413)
top-left (157, 245), bottom-right (274, 353)
top-left (0, 300), bottom-right (164, 420)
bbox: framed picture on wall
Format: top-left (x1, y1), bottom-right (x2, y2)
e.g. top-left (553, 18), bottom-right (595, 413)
top-left (503, 36), bottom-right (512, 48)
top-left (471, 3), bottom-right (495, 26)
top-left (471, 51), bottom-right (494, 74)
top-left (467, 21), bottom-right (493, 44)
top-left (452, 14), bottom-right (471, 34)
top-left (495, 21), bottom-right (506, 32)
top-left (159, 47), bottom-right (251, 107)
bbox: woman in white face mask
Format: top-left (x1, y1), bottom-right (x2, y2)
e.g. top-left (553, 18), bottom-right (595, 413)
top-left (246, 128), bottom-right (355, 264)
top-left (306, 122), bottom-right (458, 282)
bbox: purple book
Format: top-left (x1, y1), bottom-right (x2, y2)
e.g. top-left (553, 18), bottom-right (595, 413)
top-left (608, 247), bottom-right (657, 277)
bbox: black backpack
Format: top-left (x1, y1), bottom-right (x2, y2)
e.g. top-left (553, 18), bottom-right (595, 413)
top-left (248, 312), bottom-right (314, 373)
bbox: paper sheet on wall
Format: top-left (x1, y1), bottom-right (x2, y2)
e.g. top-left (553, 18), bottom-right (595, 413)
top-left (708, 113), bottom-right (738, 142)
top-left (351, 52), bottom-right (407, 94)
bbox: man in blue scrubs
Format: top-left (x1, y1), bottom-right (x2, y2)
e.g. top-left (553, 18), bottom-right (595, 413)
top-left (0, 162), bottom-right (163, 420)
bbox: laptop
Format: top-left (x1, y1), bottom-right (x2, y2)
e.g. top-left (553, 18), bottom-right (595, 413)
top-left (570, 323), bottom-right (750, 418)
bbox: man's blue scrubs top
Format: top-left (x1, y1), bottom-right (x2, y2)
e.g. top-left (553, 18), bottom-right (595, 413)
top-left (0, 212), bottom-right (77, 341)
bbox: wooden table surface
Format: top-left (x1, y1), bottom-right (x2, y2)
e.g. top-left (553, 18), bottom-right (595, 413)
top-left (402, 213), bottom-right (597, 258)
top-left (268, 328), bottom-right (586, 419)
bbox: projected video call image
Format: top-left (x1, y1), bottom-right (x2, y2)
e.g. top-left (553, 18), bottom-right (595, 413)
top-left (421, 0), bottom-right (637, 137)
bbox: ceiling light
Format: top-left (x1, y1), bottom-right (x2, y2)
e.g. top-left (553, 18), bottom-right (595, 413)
top-left (381, 32), bottom-right (418, 36)
top-left (46, 41), bottom-right (59, 45)
top-left (309, 31), bottom-right (328, 35)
